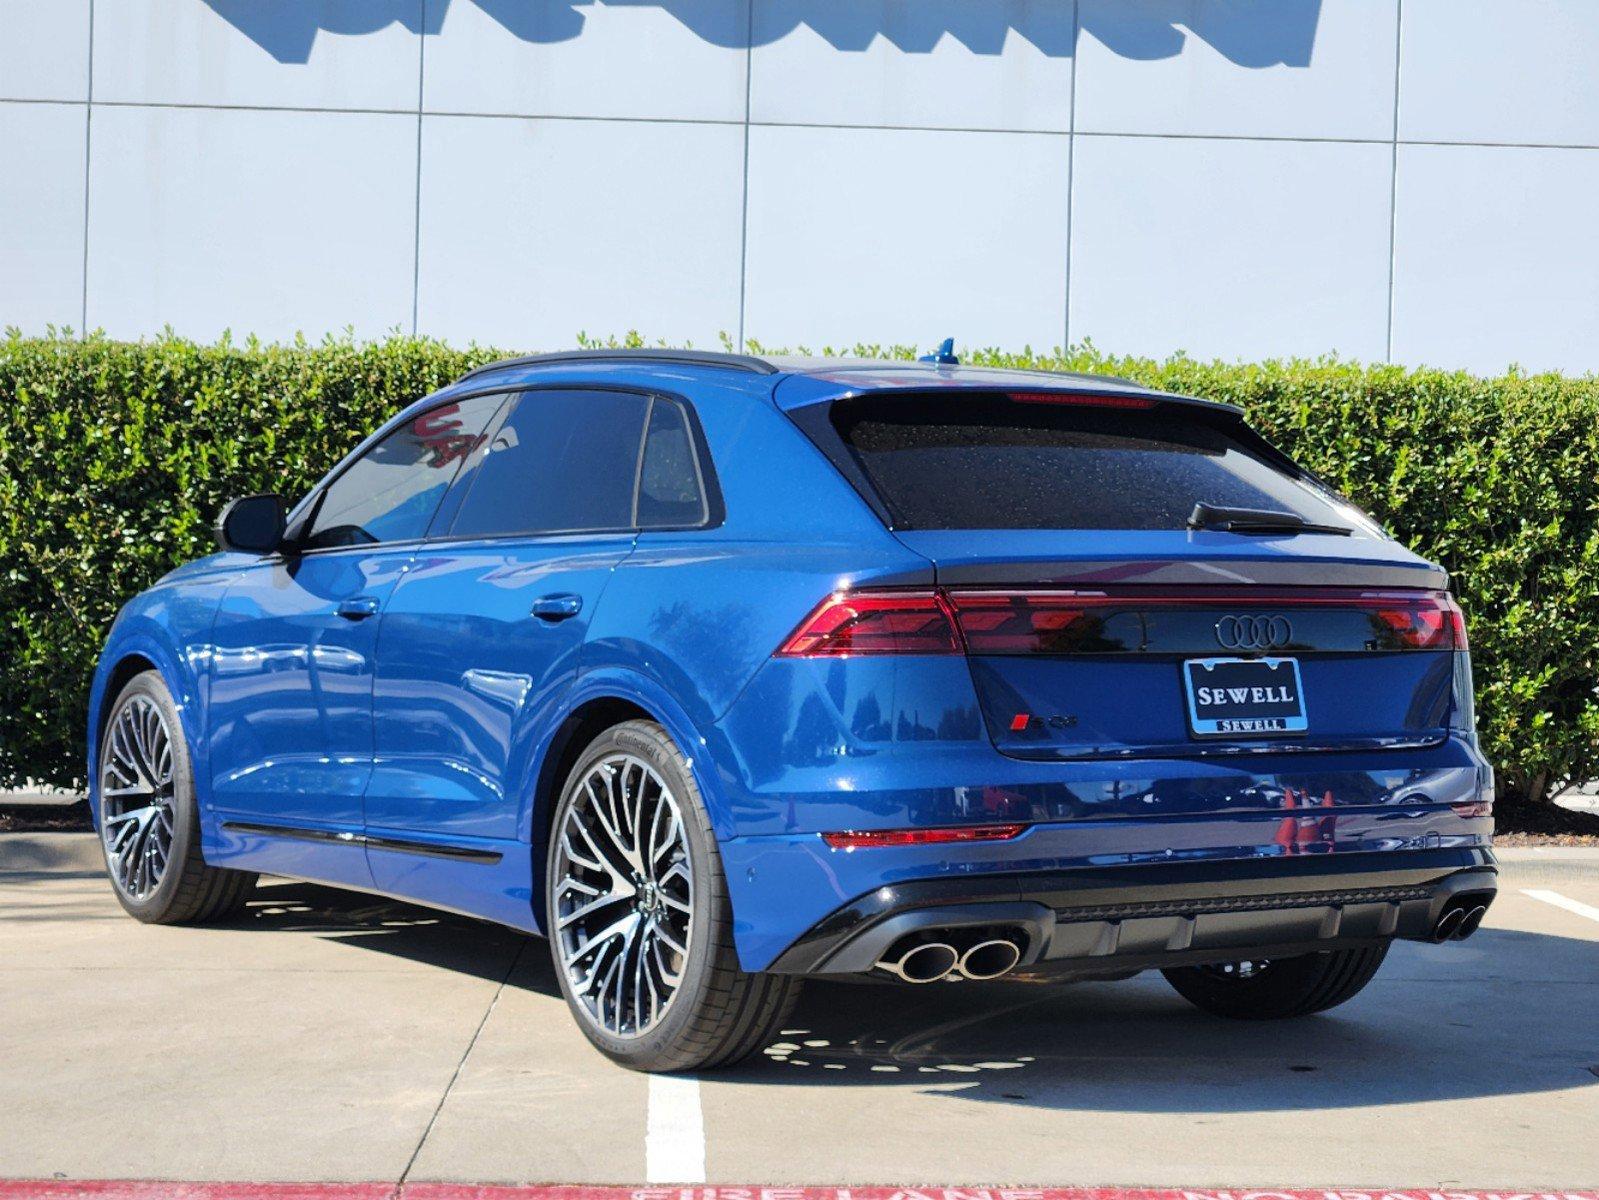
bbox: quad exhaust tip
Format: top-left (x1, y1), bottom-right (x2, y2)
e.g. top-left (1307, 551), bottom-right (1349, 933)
top-left (1431, 898), bottom-right (1490, 942)
top-left (1432, 906), bottom-right (1466, 941)
top-left (880, 941), bottom-right (960, 984)
top-left (958, 938), bottom-right (1023, 981)
top-left (1455, 903), bottom-right (1488, 938)
top-left (877, 935), bottom-right (1025, 983)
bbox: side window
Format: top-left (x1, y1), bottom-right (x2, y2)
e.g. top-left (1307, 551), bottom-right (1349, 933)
top-left (302, 392), bottom-right (506, 551)
top-left (447, 389), bottom-right (649, 539)
top-left (636, 398), bottom-right (709, 529)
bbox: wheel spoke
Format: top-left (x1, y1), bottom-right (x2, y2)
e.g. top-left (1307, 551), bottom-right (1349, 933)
top-left (110, 721), bottom-right (144, 790)
top-left (128, 706), bottom-right (152, 780)
top-left (568, 814), bottom-right (628, 885)
top-left (570, 933), bottom-right (620, 998)
top-left (651, 932), bottom-right (683, 988)
top-left (636, 927), bottom-right (657, 1029)
top-left (612, 917), bottom-right (640, 1032)
top-left (593, 914), bottom-right (640, 1035)
top-left (126, 819), bottom-right (149, 893)
top-left (628, 764), bottom-right (649, 863)
top-left (562, 912), bottom-right (637, 971)
top-left (586, 776), bottom-right (641, 875)
top-left (104, 802), bottom-right (153, 828)
top-left (559, 825), bottom-right (606, 877)
top-left (659, 858), bottom-right (690, 890)
top-left (556, 884), bottom-right (634, 931)
top-left (605, 764), bottom-right (634, 856)
top-left (651, 919), bottom-right (688, 957)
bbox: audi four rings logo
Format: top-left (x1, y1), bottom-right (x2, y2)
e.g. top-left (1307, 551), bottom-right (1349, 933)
top-left (1215, 614), bottom-right (1293, 650)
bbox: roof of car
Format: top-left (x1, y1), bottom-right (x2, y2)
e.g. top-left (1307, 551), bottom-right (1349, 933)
top-left (455, 349), bottom-right (1238, 415)
top-left (457, 349), bottom-right (780, 381)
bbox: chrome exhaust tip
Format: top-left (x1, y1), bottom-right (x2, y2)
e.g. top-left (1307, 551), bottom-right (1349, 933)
top-left (957, 938), bottom-right (1023, 981)
top-left (878, 941), bottom-right (959, 984)
top-left (1431, 906), bottom-right (1467, 942)
top-left (1452, 904), bottom-right (1488, 940)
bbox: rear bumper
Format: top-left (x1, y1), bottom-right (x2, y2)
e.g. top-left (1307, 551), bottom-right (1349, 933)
top-left (765, 847), bottom-right (1497, 977)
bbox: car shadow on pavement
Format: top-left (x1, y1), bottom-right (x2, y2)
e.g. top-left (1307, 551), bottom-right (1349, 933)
top-left (227, 879), bottom-right (539, 986)
top-left (232, 878), bottom-right (1599, 1113)
top-left (731, 929), bottom-right (1599, 1113)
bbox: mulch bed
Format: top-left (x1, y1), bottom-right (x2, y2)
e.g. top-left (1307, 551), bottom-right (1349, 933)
top-left (1490, 792), bottom-right (1599, 846)
top-left (0, 801), bottom-right (92, 834)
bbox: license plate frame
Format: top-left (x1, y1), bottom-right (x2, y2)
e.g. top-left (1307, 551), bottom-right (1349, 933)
top-left (1182, 656), bottom-right (1308, 738)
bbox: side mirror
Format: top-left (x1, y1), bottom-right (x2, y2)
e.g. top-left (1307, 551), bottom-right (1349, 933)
top-left (215, 494), bottom-right (287, 555)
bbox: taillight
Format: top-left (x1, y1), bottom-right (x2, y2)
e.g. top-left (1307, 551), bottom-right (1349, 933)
top-left (821, 823), bottom-right (1027, 849)
top-left (776, 587), bottom-right (1467, 656)
top-left (775, 591), bottom-right (960, 657)
top-left (1372, 593), bottom-right (1468, 650)
top-left (946, 592), bottom-right (1091, 654)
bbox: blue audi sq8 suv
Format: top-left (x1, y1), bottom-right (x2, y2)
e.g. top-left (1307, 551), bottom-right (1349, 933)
top-left (89, 349), bottom-right (1496, 1070)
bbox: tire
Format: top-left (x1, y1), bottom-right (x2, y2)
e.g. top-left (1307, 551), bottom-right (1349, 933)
top-left (545, 719), bottom-right (801, 1072)
top-left (1162, 944), bottom-right (1389, 1020)
top-left (97, 670), bottom-right (257, 924)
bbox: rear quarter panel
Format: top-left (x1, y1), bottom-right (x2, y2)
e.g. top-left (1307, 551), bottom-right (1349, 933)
top-left (578, 374), bottom-right (935, 841)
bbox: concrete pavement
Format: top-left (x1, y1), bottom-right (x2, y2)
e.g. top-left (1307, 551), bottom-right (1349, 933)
top-left (1, 833), bottom-right (1596, 1188)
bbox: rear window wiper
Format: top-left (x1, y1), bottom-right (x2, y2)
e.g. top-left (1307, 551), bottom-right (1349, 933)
top-left (1187, 502), bottom-right (1352, 537)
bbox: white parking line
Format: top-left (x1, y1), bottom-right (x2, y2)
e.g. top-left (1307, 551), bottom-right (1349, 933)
top-left (1523, 887), bottom-right (1599, 925)
top-left (645, 1073), bottom-right (706, 1183)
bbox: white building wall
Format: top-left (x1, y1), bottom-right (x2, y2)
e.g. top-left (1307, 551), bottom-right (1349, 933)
top-left (3, 0), bottom-right (1598, 374)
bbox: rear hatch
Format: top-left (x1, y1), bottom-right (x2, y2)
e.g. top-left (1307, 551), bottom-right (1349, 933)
top-left (785, 381), bottom-right (1467, 764)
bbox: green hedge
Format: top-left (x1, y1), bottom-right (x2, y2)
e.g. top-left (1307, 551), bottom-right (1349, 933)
top-left (2, 332), bottom-right (1596, 806)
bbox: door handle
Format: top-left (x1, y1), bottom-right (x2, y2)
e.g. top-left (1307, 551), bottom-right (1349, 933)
top-left (336, 596), bottom-right (381, 621)
top-left (530, 593), bottom-right (583, 622)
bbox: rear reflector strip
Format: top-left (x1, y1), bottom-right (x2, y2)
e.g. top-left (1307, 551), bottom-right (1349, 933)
top-left (822, 823), bottom-right (1027, 849)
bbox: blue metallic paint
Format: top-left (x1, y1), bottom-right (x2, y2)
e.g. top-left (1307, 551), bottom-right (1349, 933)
top-left (89, 356), bottom-right (1493, 973)
top-left (87, 554), bottom-right (242, 836)
top-left (363, 532), bottom-right (636, 927)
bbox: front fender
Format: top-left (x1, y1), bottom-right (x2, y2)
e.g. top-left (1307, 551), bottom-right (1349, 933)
top-left (87, 625), bottom-right (201, 828)
top-left (87, 570), bottom-right (236, 830)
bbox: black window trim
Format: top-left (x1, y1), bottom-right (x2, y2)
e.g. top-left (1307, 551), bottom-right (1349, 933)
top-left (284, 382), bottom-right (723, 558)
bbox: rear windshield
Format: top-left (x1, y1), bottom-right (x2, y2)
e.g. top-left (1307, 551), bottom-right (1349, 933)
top-left (829, 394), bottom-right (1356, 532)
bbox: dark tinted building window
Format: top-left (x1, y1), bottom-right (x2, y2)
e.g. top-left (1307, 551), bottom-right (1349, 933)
top-left (303, 392), bottom-right (507, 550)
top-left (448, 389), bottom-right (649, 538)
top-left (636, 398), bottom-right (708, 528)
top-left (832, 394), bottom-right (1356, 532)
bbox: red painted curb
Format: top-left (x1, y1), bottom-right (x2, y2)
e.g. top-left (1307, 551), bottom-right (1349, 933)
top-left (2, 1186), bottom-right (1597, 1200)
top-left (0, 1188), bottom-right (394, 1200)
